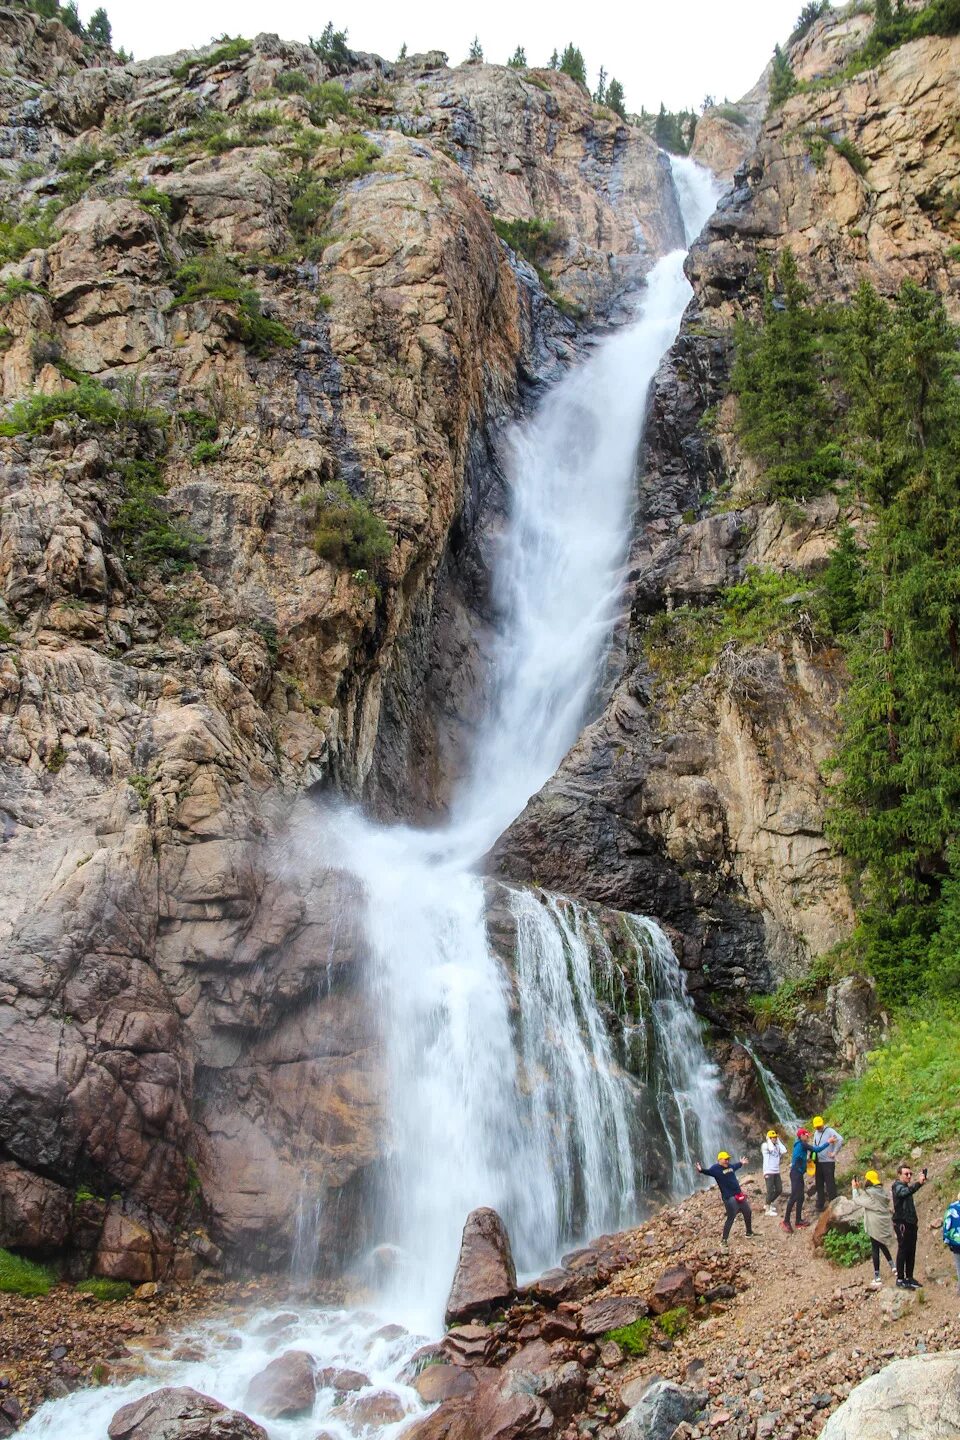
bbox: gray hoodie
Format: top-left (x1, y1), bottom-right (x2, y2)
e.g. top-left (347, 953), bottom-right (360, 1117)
top-left (813, 1125), bottom-right (843, 1163)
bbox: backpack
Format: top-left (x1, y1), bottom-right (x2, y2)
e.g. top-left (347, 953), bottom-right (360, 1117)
top-left (943, 1202), bottom-right (960, 1252)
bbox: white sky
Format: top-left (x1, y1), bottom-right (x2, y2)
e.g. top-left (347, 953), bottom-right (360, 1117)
top-left (96, 0), bottom-right (809, 114)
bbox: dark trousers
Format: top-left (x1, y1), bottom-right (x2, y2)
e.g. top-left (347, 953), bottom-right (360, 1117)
top-left (815, 1161), bottom-right (837, 1212)
top-left (722, 1196), bottom-right (752, 1240)
top-left (895, 1220), bottom-right (918, 1281)
top-left (871, 1239), bottom-right (893, 1273)
top-left (765, 1174), bottom-right (783, 1205)
top-left (785, 1169), bottom-right (805, 1225)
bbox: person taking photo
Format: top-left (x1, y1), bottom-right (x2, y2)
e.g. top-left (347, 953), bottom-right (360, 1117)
top-left (892, 1162), bottom-right (928, 1289)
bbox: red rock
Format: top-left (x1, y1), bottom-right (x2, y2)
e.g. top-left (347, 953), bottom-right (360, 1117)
top-left (541, 1314), bottom-right (580, 1342)
top-left (445, 1208), bottom-right (517, 1325)
top-left (415, 1366), bottom-right (479, 1403)
top-left (580, 1297), bottom-right (648, 1337)
top-left (316, 1367), bottom-right (369, 1393)
top-left (331, 1390), bottom-right (406, 1430)
top-left (0, 1162), bottom-right (72, 1254)
top-left (404, 1378), bottom-right (552, 1440)
top-left (648, 1266), bottom-right (695, 1316)
top-left (244, 1350), bottom-right (316, 1419)
top-left (107, 1387), bottom-right (267, 1439)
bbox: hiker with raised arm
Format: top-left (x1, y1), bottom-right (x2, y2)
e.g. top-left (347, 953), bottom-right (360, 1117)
top-left (782, 1128), bottom-right (828, 1234)
top-left (697, 1150), bottom-right (755, 1251)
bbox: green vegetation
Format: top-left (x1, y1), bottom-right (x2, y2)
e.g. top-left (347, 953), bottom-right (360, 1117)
top-left (128, 180), bottom-right (173, 221)
top-left (275, 68), bottom-right (311, 93)
top-left (170, 254), bottom-right (296, 356)
top-left (172, 35), bottom-right (252, 81)
top-left (0, 1249), bottom-right (54, 1296)
top-left (304, 479), bottom-right (393, 572)
top-left (128, 772), bottom-right (152, 807)
top-left (657, 1305), bottom-right (690, 1338)
top-left (769, 45), bottom-right (798, 110)
top-left (605, 78), bottom-right (626, 120)
top-left (87, 5), bottom-right (111, 46)
top-left (492, 217), bottom-right (580, 317)
top-left (0, 621), bottom-right (14, 645)
top-left (508, 46), bottom-right (526, 68)
top-left (191, 439), bottom-right (222, 463)
top-left (0, 275), bottom-right (46, 304)
top-left (558, 43), bottom-right (587, 88)
top-left (603, 1318), bottom-right (653, 1355)
top-left (75, 1277), bottom-right (132, 1300)
top-left (0, 376), bottom-right (164, 439)
top-left (751, 952), bottom-right (842, 1030)
top-left (713, 104), bottom-right (749, 128)
top-left (833, 1003), bottom-right (960, 1152)
top-left (468, 36), bottom-right (483, 61)
top-left (132, 107), bottom-right (167, 139)
top-left (309, 21), bottom-right (350, 68)
top-left (111, 458), bottom-right (201, 578)
top-left (56, 143), bottom-right (114, 203)
top-left (787, 0), bottom-right (960, 100)
top-left (0, 201), bottom-right (61, 263)
top-left (654, 104), bottom-right (697, 155)
top-left (789, 1), bottom-right (830, 45)
top-left (804, 129), bottom-right (868, 177)
top-left (823, 1228), bottom-right (872, 1267)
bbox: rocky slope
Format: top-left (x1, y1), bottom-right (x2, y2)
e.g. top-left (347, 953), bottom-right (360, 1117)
top-left (496, 8), bottom-right (960, 1092)
top-left (0, 8), bottom-right (688, 1277)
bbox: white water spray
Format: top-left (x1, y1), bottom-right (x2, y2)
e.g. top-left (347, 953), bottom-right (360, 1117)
top-left (22, 156), bottom-right (724, 1440)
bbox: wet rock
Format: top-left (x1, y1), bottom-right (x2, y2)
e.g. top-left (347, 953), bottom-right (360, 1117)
top-left (445, 1208), bottom-right (518, 1325)
top-left (0, 1162), bottom-right (72, 1254)
top-left (443, 1324), bottom-right (499, 1367)
top-left (526, 1268), bottom-right (592, 1304)
top-left (330, 1390), bottom-right (407, 1431)
top-left (316, 1367), bottom-right (370, 1393)
top-left (0, 1393), bottom-right (23, 1439)
top-left (244, 1350), bottom-right (317, 1419)
top-left (405, 1376), bottom-right (553, 1440)
top-left (108, 1386), bottom-right (268, 1439)
top-left (579, 1297), bottom-right (648, 1337)
top-left (820, 1351), bottom-right (960, 1438)
top-left (415, 1364), bottom-right (479, 1403)
top-left (254, 1312), bottom-right (299, 1337)
top-left (647, 1266), bottom-right (696, 1315)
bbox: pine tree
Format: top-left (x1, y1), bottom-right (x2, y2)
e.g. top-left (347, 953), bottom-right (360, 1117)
top-left (821, 522), bottom-right (865, 635)
top-left (87, 5), bottom-right (111, 46)
top-left (769, 44), bottom-right (797, 108)
top-left (468, 35), bottom-right (483, 62)
top-left (606, 78), bottom-right (626, 119)
top-left (508, 46), bottom-right (526, 68)
top-left (62, 1), bottom-right (83, 34)
top-left (594, 66), bottom-right (607, 104)
top-left (559, 43), bottom-right (587, 88)
top-left (398, 41), bottom-right (407, 61)
top-left (875, 0), bottom-right (894, 29)
top-left (548, 48), bottom-right (559, 69)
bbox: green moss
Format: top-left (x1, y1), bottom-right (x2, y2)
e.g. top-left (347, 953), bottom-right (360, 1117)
top-left (0, 201), bottom-right (61, 263)
top-left (111, 459), bottom-right (202, 578)
top-left (75, 1277), bottom-right (133, 1301)
top-left (172, 36), bottom-right (252, 81)
top-left (603, 1318), bottom-right (653, 1356)
top-left (657, 1305), bottom-right (689, 1338)
top-left (128, 180), bottom-right (173, 221)
top-left (304, 479), bottom-right (393, 572)
top-left (0, 1249), bottom-right (54, 1296)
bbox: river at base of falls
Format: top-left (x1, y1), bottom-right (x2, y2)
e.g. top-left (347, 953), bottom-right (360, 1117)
top-left (21, 157), bottom-right (726, 1440)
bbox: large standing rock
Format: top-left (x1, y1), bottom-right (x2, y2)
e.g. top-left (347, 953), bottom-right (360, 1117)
top-left (615, 1381), bottom-right (705, 1440)
top-left (812, 1196), bottom-right (863, 1249)
top-left (404, 1376), bottom-right (553, 1440)
top-left (820, 1351), bottom-right (960, 1438)
top-left (108, 1387), bottom-right (268, 1440)
top-left (0, 1161), bottom-right (72, 1253)
top-left (647, 1265), bottom-right (696, 1315)
top-left (244, 1350), bottom-right (317, 1419)
top-left (444, 1207), bottom-right (517, 1325)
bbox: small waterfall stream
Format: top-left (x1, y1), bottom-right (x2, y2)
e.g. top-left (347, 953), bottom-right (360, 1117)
top-left (22, 157), bottom-right (725, 1440)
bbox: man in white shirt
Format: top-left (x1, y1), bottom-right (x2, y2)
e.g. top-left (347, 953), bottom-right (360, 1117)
top-left (761, 1129), bottom-right (788, 1216)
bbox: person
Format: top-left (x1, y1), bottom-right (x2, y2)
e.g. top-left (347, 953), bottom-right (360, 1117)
top-left (761, 1129), bottom-right (787, 1216)
top-left (696, 1150), bottom-right (755, 1249)
top-left (942, 1189), bottom-right (960, 1296)
top-left (811, 1115), bottom-right (844, 1213)
top-left (782, 1127), bottom-right (828, 1233)
top-left (851, 1170), bottom-right (896, 1287)
top-left (892, 1161), bottom-right (928, 1289)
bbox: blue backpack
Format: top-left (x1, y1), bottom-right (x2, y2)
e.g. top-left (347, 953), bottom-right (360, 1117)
top-left (943, 1202), bottom-right (960, 1253)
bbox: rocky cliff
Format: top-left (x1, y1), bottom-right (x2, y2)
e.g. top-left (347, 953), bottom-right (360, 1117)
top-left (0, 9), bottom-right (686, 1275)
top-left (497, 8), bottom-right (960, 1090)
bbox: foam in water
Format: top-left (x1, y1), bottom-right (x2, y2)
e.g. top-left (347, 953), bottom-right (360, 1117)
top-left (21, 157), bottom-right (724, 1439)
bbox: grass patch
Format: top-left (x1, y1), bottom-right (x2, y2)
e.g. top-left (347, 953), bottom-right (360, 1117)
top-left (170, 254), bottom-right (296, 356)
top-left (712, 104), bottom-right (749, 127)
top-left (128, 180), bottom-right (173, 221)
top-left (0, 377), bottom-right (165, 439)
top-left (750, 952), bottom-right (841, 1031)
top-left (75, 1277), bottom-right (132, 1301)
top-left (822, 1228), bottom-right (871, 1267)
top-left (191, 439), bottom-right (222, 463)
top-left (0, 1249), bottom-right (54, 1296)
top-left (56, 143), bottom-right (114, 203)
top-left (0, 201), bottom-right (61, 263)
top-left (110, 459), bottom-right (201, 579)
top-left (172, 36), bottom-right (252, 81)
top-left (492, 216), bottom-right (581, 317)
top-left (657, 1305), bottom-right (689, 1338)
top-left (304, 479), bottom-right (393, 573)
top-left (831, 1001), bottom-right (960, 1153)
top-left (603, 1318), bottom-right (653, 1356)
top-left (0, 275), bottom-right (46, 304)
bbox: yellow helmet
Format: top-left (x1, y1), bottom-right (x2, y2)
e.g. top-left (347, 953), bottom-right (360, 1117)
top-left (766, 1130), bottom-right (778, 1139)
top-left (812, 1116), bottom-right (825, 1128)
top-left (864, 1170), bottom-right (880, 1185)
top-left (717, 1151), bottom-right (731, 1162)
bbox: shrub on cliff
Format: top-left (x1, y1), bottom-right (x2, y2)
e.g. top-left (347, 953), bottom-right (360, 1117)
top-left (170, 255), bottom-right (296, 356)
top-left (304, 479), bottom-right (393, 573)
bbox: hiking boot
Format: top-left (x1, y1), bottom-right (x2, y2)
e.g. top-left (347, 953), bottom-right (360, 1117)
top-left (743, 1231), bottom-right (758, 1240)
top-left (795, 1219), bottom-right (811, 1229)
top-left (780, 1220), bottom-right (793, 1234)
top-left (896, 1279), bottom-right (910, 1289)
top-left (870, 1276), bottom-right (883, 1288)
top-left (905, 1278), bottom-right (922, 1290)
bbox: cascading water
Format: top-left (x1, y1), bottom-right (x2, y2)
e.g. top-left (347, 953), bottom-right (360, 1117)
top-left (740, 1038), bottom-right (801, 1130)
top-left (22, 156), bottom-right (725, 1439)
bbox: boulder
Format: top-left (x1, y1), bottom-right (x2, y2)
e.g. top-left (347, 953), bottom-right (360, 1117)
top-left (811, 1197), bottom-right (863, 1249)
top-left (0, 1162), bottom-right (72, 1254)
top-left (330, 1390), bottom-right (407, 1430)
top-left (878, 1285), bottom-right (920, 1324)
top-left (316, 1366), bottom-right (370, 1392)
top-left (244, 1350), bottom-right (317, 1419)
top-left (615, 1380), bottom-right (705, 1440)
top-left (108, 1387), bottom-right (268, 1440)
top-left (820, 1351), bottom-right (960, 1438)
top-left (647, 1266), bottom-right (696, 1315)
top-left (95, 1209), bottom-right (169, 1284)
top-left (404, 1377), bottom-right (553, 1440)
top-left (445, 1208), bottom-right (517, 1325)
top-left (524, 1267), bottom-right (592, 1303)
top-left (415, 1365), bottom-right (479, 1403)
top-left (442, 1324), bottom-right (498, 1367)
top-left (580, 1295), bottom-right (648, 1336)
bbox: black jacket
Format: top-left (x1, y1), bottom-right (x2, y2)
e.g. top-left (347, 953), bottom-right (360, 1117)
top-left (892, 1178), bottom-right (923, 1224)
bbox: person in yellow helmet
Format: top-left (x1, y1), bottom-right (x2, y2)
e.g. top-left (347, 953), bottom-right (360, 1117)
top-left (696, 1149), bottom-right (754, 1250)
top-left (761, 1129), bottom-right (787, 1216)
top-left (811, 1115), bottom-right (844, 1213)
top-left (852, 1170), bottom-right (895, 1287)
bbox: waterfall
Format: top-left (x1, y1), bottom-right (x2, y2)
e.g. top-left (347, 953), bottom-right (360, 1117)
top-left (740, 1038), bottom-right (801, 1130)
top-left (21, 157), bottom-right (725, 1439)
